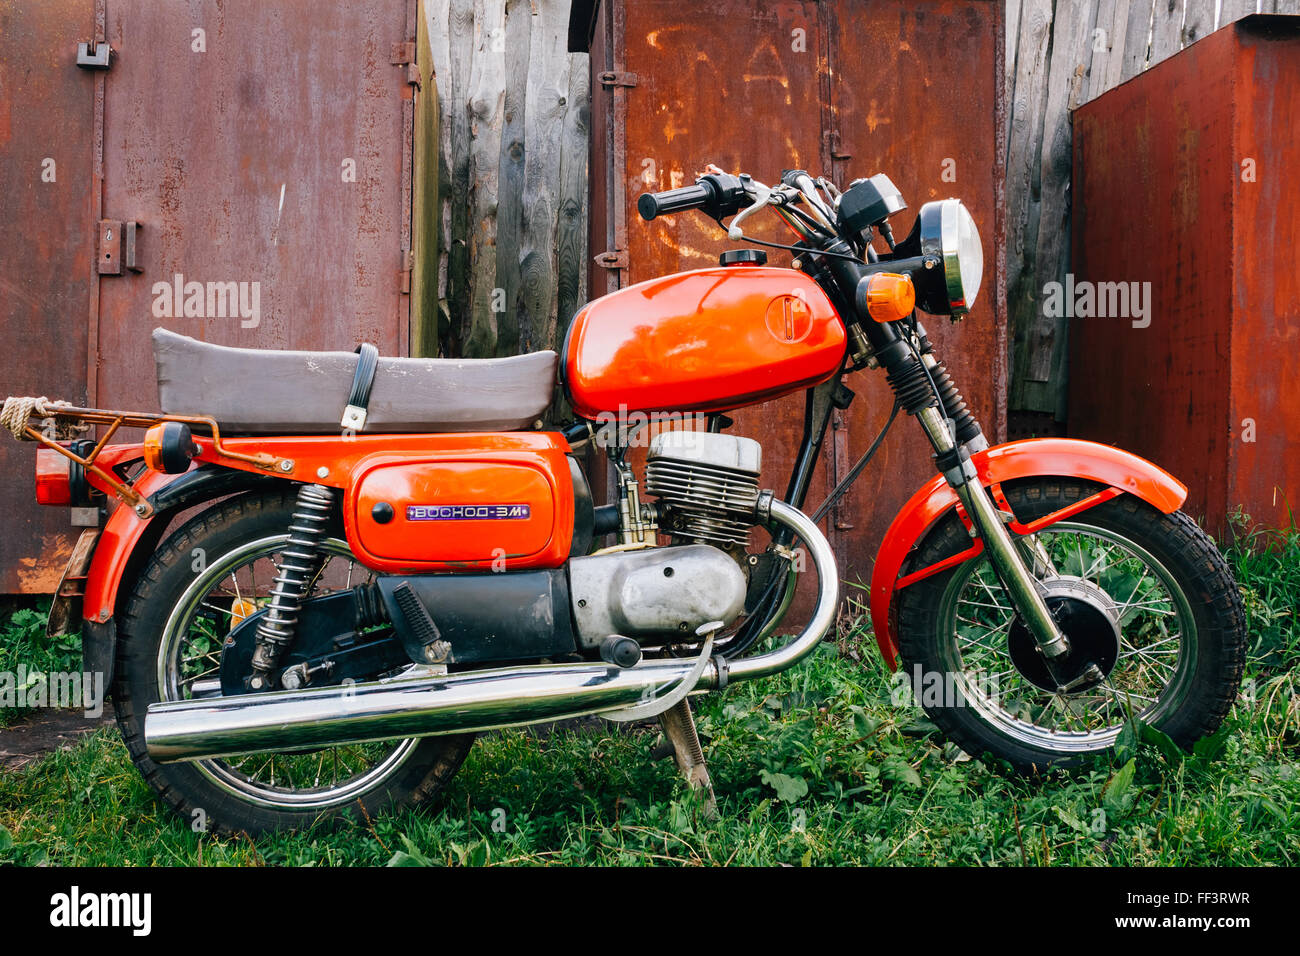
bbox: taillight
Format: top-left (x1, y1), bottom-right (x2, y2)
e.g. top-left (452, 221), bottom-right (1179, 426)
top-left (35, 448), bottom-right (72, 505)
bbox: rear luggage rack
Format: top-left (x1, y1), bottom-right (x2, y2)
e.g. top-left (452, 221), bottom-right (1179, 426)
top-left (0, 396), bottom-right (292, 517)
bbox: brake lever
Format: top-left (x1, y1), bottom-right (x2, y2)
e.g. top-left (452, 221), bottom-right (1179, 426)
top-left (726, 179), bottom-right (774, 240)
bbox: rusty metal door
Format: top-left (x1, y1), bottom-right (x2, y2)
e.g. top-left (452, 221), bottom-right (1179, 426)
top-left (619, 0), bottom-right (836, 571)
top-left (822, 0), bottom-right (1006, 588)
top-left (585, 0), bottom-right (1006, 595)
top-left (0, 0), bottom-right (418, 591)
top-left (0, 0), bottom-right (98, 592)
top-left (94, 0), bottom-right (416, 411)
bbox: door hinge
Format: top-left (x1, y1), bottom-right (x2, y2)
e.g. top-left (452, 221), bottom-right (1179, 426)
top-left (594, 250), bottom-right (627, 270)
top-left (599, 70), bottom-right (638, 88)
top-left (97, 220), bottom-right (142, 275)
top-left (390, 41), bottom-right (420, 87)
top-left (399, 247), bottom-right (414, 294)
top-left (76, 41), bottom-right (113, 70)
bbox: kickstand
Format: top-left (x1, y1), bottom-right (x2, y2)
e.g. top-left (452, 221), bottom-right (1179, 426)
top-left (658, 699), bottom-right (717, 819)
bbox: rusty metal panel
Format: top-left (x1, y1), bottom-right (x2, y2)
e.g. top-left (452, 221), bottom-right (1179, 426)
top-left (594, 0), bottom-right (1005, 592)
top-left (1, 0), bottom-right (417, 592)
top-left (93, 0), bottom-right (415, 415)
top-left (1071, 15), bottom-right (1300, 536)
top-left (824, 0), bottom-right (1006, 588)
top-left (1226, 16), bottom-right (1300, 534)
top-left (619, 0), bottom-right (835, 583)
top-left (0, 0), bottom-right (98, 592)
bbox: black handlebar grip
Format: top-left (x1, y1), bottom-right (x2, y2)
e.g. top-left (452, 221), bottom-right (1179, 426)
top-left (637, 183), bottom-right (712, 221)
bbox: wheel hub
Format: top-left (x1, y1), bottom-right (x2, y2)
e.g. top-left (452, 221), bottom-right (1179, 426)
top-left (1007, 577), bottom-right (1121, 693)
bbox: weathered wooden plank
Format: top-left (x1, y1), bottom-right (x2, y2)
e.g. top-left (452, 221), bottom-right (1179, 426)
top-left (442, 0), bottom-right (476, 357)
top-left (1005, 0), bottom-right (1022, 159)
top-left (1121, 0), bottom-right (1156, 79)
top-left (1149, 0), bottom-right (1185, 66)
top-left (1220, 0), bottom-right (1259, 24)
top-left (1023, 0), bottom-right (1098, 406)
top-left (1005, 0), bottom-right (1054, 409)
top-left (491, 0), bottom-right (531, 356)
top-left (556, 58), bottom-right (589, 339)
top-left (1182, 0), bottom-right (1217, 45)
top-left (1265, 0), bottom-right (1300, 13)
top-left (517, 0), bottom-right (569, 355)
top-left (464, 0), bottom-right (508, 357)
top-left (1085, 0), bottom-right (1129, 103)
top-left (411, 2), bottom-right (441, 358)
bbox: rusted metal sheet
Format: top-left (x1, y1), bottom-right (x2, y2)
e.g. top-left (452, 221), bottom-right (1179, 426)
top-left (93, 0), bottom-right (415, 414)
top-left (582, 0), bottom-right (1006, 591)
top-left (0, 0), bottom-right (98, 593)
top-left (1, 0), bottom-right (418, 592)
top-left (823, 0), bottom-right (1006, 589)
top-left (1071, 14), bottom-right (1300, 537)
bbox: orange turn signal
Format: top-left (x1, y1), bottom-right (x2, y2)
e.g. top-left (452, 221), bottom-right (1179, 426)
top-left (143, 421), bottom-right (198, 475)
top-left (861, 272), bottom-right (916, 323)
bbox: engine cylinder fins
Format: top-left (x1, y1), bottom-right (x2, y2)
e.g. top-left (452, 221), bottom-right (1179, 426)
top-left (645, 431), bottom-right (762, 549)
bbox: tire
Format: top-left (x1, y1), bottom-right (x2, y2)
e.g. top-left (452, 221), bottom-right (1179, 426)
top-left (112, 488), bottom-right (475, 835)
top-left (896, 478), bottom-right (1246, 771)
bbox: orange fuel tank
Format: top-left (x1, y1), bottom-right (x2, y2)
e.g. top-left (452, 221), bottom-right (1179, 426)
top-left (563, 266), bottom-right (847, 419)
top-left (343, 433), bottom-right (575, 573)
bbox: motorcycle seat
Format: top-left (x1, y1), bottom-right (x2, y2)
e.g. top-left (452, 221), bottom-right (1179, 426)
top-left (151, 328), bottom-right (558, 434)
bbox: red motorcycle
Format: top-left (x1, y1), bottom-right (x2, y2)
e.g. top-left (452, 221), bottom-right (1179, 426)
top-left (5, 166), bottom-right (1245, 834)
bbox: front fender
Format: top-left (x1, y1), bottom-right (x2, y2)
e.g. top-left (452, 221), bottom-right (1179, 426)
top-left (869, 438), bottom-right (1187, 668)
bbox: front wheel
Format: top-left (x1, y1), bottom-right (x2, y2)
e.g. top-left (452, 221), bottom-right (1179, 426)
top-left (895, 479), bottom-right (1246, 770)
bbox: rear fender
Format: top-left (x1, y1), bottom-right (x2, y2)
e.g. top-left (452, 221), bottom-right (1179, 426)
top-left (869, 438), bottom-right (1187, 667)
top-left (81, 464), bottom-right (285, 686)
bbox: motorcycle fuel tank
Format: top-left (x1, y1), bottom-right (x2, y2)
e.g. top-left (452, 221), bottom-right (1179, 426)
top-left (343, 434), bottom-right (575, 573)
top-left (563, 266), bottom-right (846, 419)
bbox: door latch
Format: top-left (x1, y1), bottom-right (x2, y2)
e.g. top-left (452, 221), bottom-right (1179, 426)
top-left (76, 42), bottom-right (113, 70)
top-left (97, 220), bottom-right (142, 275)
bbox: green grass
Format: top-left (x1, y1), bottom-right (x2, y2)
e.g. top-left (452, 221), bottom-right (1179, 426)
top-left (0, 519), bottom-right (1295, 866)
top-left (0, 598), bottom-right (79, 728)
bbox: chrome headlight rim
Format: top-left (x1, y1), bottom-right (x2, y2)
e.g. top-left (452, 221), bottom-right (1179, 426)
top-left (918, 198), bottom-right (982, 316)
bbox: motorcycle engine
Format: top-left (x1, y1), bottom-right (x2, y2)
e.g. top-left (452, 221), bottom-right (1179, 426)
top-left (645, 431), bottom-right (761, 553)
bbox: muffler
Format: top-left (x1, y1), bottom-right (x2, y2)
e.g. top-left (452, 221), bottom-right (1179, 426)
top-left (144, 499), bottom-right (837, 763)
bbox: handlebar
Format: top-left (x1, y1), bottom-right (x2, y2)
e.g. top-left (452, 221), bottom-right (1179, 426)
top-left (636, 183), bottom-right (713, 220)
top-left (637, 172), bottom-right (750, 221)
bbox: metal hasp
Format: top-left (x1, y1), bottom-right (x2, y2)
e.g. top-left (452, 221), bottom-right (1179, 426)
top-left (75, 41), bottom-right (112, 69)
top-left (1071, 14), bottom-right (1300, 537)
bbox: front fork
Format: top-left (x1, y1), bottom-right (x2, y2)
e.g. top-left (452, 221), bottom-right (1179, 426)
top-left (912, 404), bottom-right (1072, 663)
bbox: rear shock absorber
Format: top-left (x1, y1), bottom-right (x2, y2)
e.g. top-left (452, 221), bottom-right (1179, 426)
top-left (248, 483), bottom-right (336, 691)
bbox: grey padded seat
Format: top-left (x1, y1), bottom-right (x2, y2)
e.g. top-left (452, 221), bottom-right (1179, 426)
top-left (152, 328), bottom-right (558, 434)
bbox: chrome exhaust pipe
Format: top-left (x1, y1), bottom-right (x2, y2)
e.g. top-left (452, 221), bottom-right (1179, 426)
top-left (145, 499), bottom-right (837, 763)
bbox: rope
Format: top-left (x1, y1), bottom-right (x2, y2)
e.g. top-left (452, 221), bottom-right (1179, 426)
top-left (1, 396), bottom-right (86, 441)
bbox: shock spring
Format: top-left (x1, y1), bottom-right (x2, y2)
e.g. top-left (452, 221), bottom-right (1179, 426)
top-left (248, 483), bottom-right (336, 690)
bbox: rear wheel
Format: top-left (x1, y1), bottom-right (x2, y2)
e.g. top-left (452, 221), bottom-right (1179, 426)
top-left (113, 489), bottom-right (475, 835)
top-left (896, 479), bottom-right (1246, 770)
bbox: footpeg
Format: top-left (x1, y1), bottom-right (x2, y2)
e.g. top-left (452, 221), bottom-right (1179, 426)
top-left (391, 581), bottom-right (452, 664)
top-left (599, 634), bottom-right (642, 668)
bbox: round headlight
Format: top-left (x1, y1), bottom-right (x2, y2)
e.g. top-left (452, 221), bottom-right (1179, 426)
top-left (917, 199), bottom-right (983, 316)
